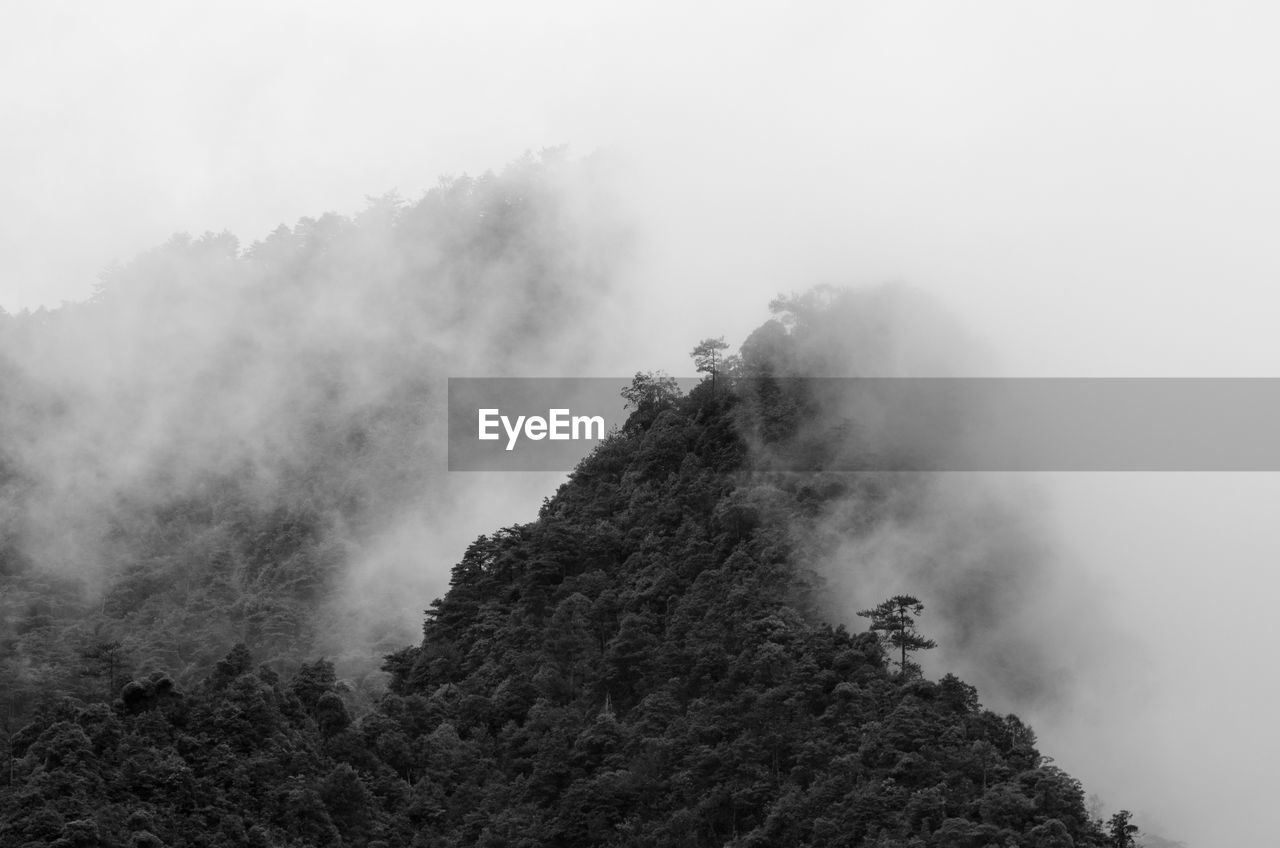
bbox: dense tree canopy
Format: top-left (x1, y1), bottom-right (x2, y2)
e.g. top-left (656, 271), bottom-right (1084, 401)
top-left (0, 150), bottom-right (621, 733)
top-left (1, 346), bottom-right (1126, 846)
top-left (0, 160), bottom-right (1142, 845)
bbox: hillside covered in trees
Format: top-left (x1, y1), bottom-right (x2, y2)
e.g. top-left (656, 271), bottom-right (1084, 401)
top-left (0, 150), bottom-right (624, 726)
top-left (2, 310), bottom-right (1140, 845)
top-left (0, 153), bottom-right (1150, 846)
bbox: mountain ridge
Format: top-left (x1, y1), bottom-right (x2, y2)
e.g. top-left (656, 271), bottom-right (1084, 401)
top-left (0, 362), bottom-right (1130, 847)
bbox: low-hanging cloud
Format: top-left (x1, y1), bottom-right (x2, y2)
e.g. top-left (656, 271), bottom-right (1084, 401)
top-left (0, 150), bottom-right (639, 689)
top-left (730, 285), bottom-right (1127, 714)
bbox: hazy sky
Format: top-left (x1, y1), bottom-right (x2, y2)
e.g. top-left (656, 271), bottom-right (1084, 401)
top-left (5, 3), bottom-right (1280, 843)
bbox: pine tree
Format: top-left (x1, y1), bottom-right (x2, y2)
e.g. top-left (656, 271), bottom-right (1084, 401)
top-left (690, 337), bottom-right (729, 393)
top-left (856, 595), bottom-right (938, 675)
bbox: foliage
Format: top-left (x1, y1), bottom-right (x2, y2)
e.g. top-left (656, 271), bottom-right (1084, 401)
top-left (857, 595), bottom-right (939, 675)
top-left (1, 356), bottom-right (1117, 845)
top-left (690, 336), bottom-right (730, 392)
top-left (0, 150), bottom-right (613, 734)
top-left (620, 371), bottom-right (683, 432)
top-left (0, 188), bottom-right (1126, 845)
top-left (1108, 810), bottom-right (1140, 847)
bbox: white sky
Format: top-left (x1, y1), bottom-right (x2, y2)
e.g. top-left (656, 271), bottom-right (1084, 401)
top-left (5, 3), bottom-right (1280, 843)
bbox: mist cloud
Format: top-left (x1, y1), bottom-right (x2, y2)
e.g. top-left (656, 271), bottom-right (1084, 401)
top-left (6, 5), bottom-right (1277, 842)
top-left (0, 151), bottom-right (637, 686)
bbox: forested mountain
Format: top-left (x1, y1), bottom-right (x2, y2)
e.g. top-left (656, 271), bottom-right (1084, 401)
top-left (0, 154), bottom-right (1150, 846)
top-left (1, 296), bottom-right (1137, 845)
top-left (0, 150), bottom-right (624, 726)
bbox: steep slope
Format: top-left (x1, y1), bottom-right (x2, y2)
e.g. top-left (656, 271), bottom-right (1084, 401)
top-left (1, 366), bottom-right (1116, 847)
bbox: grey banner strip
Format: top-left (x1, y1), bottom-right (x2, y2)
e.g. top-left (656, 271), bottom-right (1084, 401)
top-left (448, 378), bottom-right (1280, 471)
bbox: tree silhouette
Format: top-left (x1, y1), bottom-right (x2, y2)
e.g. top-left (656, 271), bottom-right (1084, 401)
top-left (690, 337), bottom-right (729, 393)
top-left (620, 371), bottom-right (682, 431)
top-left (1108, 810), bottom-right (1139, 847)
top-left (856, 595), bottom-right (937, 675)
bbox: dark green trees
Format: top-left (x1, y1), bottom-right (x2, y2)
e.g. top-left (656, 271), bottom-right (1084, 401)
top-left (856, 594), bottom-right (938, 675)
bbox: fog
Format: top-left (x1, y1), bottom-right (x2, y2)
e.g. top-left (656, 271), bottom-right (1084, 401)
top-left (6, 3), bottom-right (1280, 844)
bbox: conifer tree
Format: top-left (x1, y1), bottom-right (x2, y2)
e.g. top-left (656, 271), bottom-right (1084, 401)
top-left (690, 337), bottom-right (729, 393)
top-left (857, 594), bottom-right (938, 675)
